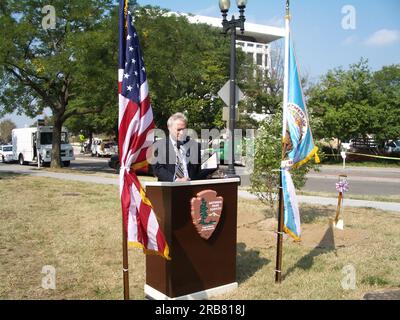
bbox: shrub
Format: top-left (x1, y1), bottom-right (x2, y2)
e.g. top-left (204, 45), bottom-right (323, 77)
top-left (250, 112), bottom-right (320, 211)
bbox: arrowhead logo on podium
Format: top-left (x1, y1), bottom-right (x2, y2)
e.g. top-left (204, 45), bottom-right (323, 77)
top-left (190, 190), bottom-right (223, 240)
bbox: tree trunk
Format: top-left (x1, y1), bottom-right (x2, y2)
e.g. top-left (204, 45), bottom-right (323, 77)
top-left (51, 118), bottom-right (62, 168)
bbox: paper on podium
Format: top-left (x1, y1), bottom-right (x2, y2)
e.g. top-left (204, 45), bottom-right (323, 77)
top-left (201, 152), bottom-right (218, 170)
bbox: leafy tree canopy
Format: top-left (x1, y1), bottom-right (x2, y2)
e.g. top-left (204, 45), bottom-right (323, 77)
top-left (0, 119), bottom-right (16, 144)
top-left (308, 59), bottom-right (400, 146)
top-left (0, 0), bottom-right (116, 166)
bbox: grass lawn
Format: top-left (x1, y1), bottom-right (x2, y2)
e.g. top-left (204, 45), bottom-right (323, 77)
top-left (0, 172), bottom-right (399, 300)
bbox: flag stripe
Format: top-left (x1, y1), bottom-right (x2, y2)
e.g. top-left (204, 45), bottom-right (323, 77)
top-left (118, 0), bottom-right (170, 260)
top-left (121, 104), bottom-right (140, 166)
top-left (118, 93), bottom-right (130, 126)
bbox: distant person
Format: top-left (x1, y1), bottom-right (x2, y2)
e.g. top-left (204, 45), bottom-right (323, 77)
top-left (151, 113), bottom-right (213, 182)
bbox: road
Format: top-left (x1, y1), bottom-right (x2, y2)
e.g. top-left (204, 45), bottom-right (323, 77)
top-left (1, 156), bottom-right (399, 196)
top-left (69, 155), bottom-right (116, 174)
top-left (303, 166), bottom-right (400, 196)
top-left (222, 164), bottom-right (400, 196)
top-left (1, 157), bottom-right (399, 212)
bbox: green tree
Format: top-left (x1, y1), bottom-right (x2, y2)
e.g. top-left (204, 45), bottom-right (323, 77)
top-left (372, 64), bottom-right (400, 143)
top-left (0, 119), bottom-right (16, 144)
top-left (65, 5), bottom-right (231, 136)
top-left (200, 199), bottom-right (208, 225)
top-left (0, 0), bottom-right (116, 167)
top-left (199, 198), bottom-right (214, 225)
top-left (307, 59), bottom-right (399, 150)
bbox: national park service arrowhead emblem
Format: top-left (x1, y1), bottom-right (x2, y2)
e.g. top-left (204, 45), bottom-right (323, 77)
top-left (190, 190), bottom-right (223, 240)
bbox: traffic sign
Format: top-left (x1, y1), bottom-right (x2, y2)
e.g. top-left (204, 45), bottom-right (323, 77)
top-left (218, 80), bottom-right (244, 107)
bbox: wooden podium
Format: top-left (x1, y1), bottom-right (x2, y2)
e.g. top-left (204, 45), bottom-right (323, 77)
top-left (144, 178), bottom-right (240, 300)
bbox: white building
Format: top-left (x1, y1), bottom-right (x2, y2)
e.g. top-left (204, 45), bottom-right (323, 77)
top-left (183, 14), bottom-right (285, 71)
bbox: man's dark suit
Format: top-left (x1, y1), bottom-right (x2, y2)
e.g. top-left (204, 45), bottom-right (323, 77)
top-left (151, 137), bottom-right (212, 182)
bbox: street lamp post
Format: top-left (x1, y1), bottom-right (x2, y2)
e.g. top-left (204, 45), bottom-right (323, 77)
top-left (219, 0), bottom-right (247, 176)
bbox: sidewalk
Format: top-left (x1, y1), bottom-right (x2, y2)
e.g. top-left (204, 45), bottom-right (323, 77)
top-left (238, 190), bottom-right (400, 213)
top-left (1, 165), bottom-right (399, 213)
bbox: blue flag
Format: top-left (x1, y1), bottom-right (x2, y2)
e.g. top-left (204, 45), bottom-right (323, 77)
top-left (281, 15), bottom-right (319, 241)
top-left (282, 169), bottom-right (301, 240)
top-left (284, 36), bottom-right (319, 168)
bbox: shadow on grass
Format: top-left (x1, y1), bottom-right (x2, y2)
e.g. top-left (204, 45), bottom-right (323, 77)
top-left (0, 171), bottom-right (28, 180)
top-left (237, 242), bottom-right (270, 284)
top-left (283, 222), bottom-right (337, 280)
top-left (47, 166), bottom-right (111, 175)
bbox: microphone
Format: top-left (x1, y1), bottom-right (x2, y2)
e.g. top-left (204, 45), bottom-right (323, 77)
top-left (177, 136), bottom-right (190, 149)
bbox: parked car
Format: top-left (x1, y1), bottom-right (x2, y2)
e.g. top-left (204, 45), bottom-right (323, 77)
top-left (348, 137), bottom-right (377, 151)
top-left (108, 154), bottom-right (120, 171)
top-left (108, 154), bottom-right (153, 176)
top-left (91, 139), bottom-right (118, 157)
top-left (384, 140), bottom-right (400, 154)
top-left (0, 144), bottom-right (14, 163)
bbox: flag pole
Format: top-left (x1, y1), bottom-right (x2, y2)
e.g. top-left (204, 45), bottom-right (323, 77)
top-left (122, 217), bottom-right (130, 300)
top-left (121, 0), bottom-right (130, 300)
top-left (275, 0), bottom-right (291, 284)
top-left (275, 166), bottom-right (285, 283)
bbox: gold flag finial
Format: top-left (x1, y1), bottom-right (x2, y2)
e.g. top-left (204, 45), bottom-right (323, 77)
top-left (285, 0), bottom-right (291, 20)
top-left (124, 0), bottom-right (129, 29)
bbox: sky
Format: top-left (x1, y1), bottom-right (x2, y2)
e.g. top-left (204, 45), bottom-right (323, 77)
top-left (4, 0), bottom-right (400, 128)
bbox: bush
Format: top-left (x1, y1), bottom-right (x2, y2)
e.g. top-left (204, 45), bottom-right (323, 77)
top-left (250, 112), bottom-right (319, 210)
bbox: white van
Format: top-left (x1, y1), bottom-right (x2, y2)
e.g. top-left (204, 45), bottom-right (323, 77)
top-left (12, 126), bottom-right (75, 166)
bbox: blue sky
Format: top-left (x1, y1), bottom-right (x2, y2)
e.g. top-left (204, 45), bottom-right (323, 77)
top-left (137, 0), bottom-right (400, 78)
top-left (5, 0), bottom-right (400, 128)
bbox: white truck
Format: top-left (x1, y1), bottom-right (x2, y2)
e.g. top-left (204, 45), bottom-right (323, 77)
top-left (12, 126), bottom-right (75, 166)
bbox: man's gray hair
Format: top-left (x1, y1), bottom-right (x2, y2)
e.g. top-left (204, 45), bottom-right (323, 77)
top-left (167, 112), bottom-right (188, 128)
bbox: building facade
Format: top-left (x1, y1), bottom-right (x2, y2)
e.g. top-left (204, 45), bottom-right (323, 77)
top-left (183, 14), bottom-right (285, 72)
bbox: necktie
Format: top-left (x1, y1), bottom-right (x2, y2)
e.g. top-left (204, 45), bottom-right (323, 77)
top-left (175, 147), bottom-right (185, 179)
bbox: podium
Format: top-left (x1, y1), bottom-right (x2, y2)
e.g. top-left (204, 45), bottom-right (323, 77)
top-left (144, 178), bottom-right (240, 300)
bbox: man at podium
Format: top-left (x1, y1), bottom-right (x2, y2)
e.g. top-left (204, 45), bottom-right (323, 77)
top-left (151, 112), bottom-right (216, 182)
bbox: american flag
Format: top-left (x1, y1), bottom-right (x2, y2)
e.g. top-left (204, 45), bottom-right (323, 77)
top-left (118, 0), bottom-right (170, 260)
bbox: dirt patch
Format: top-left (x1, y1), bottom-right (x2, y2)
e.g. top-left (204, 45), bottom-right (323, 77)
top-left (238, 212), bottom-right (369, 251)
top-left (301, 220), bottom-right (370, 249)
top-left (238, 218), bottom-right (278, 249)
